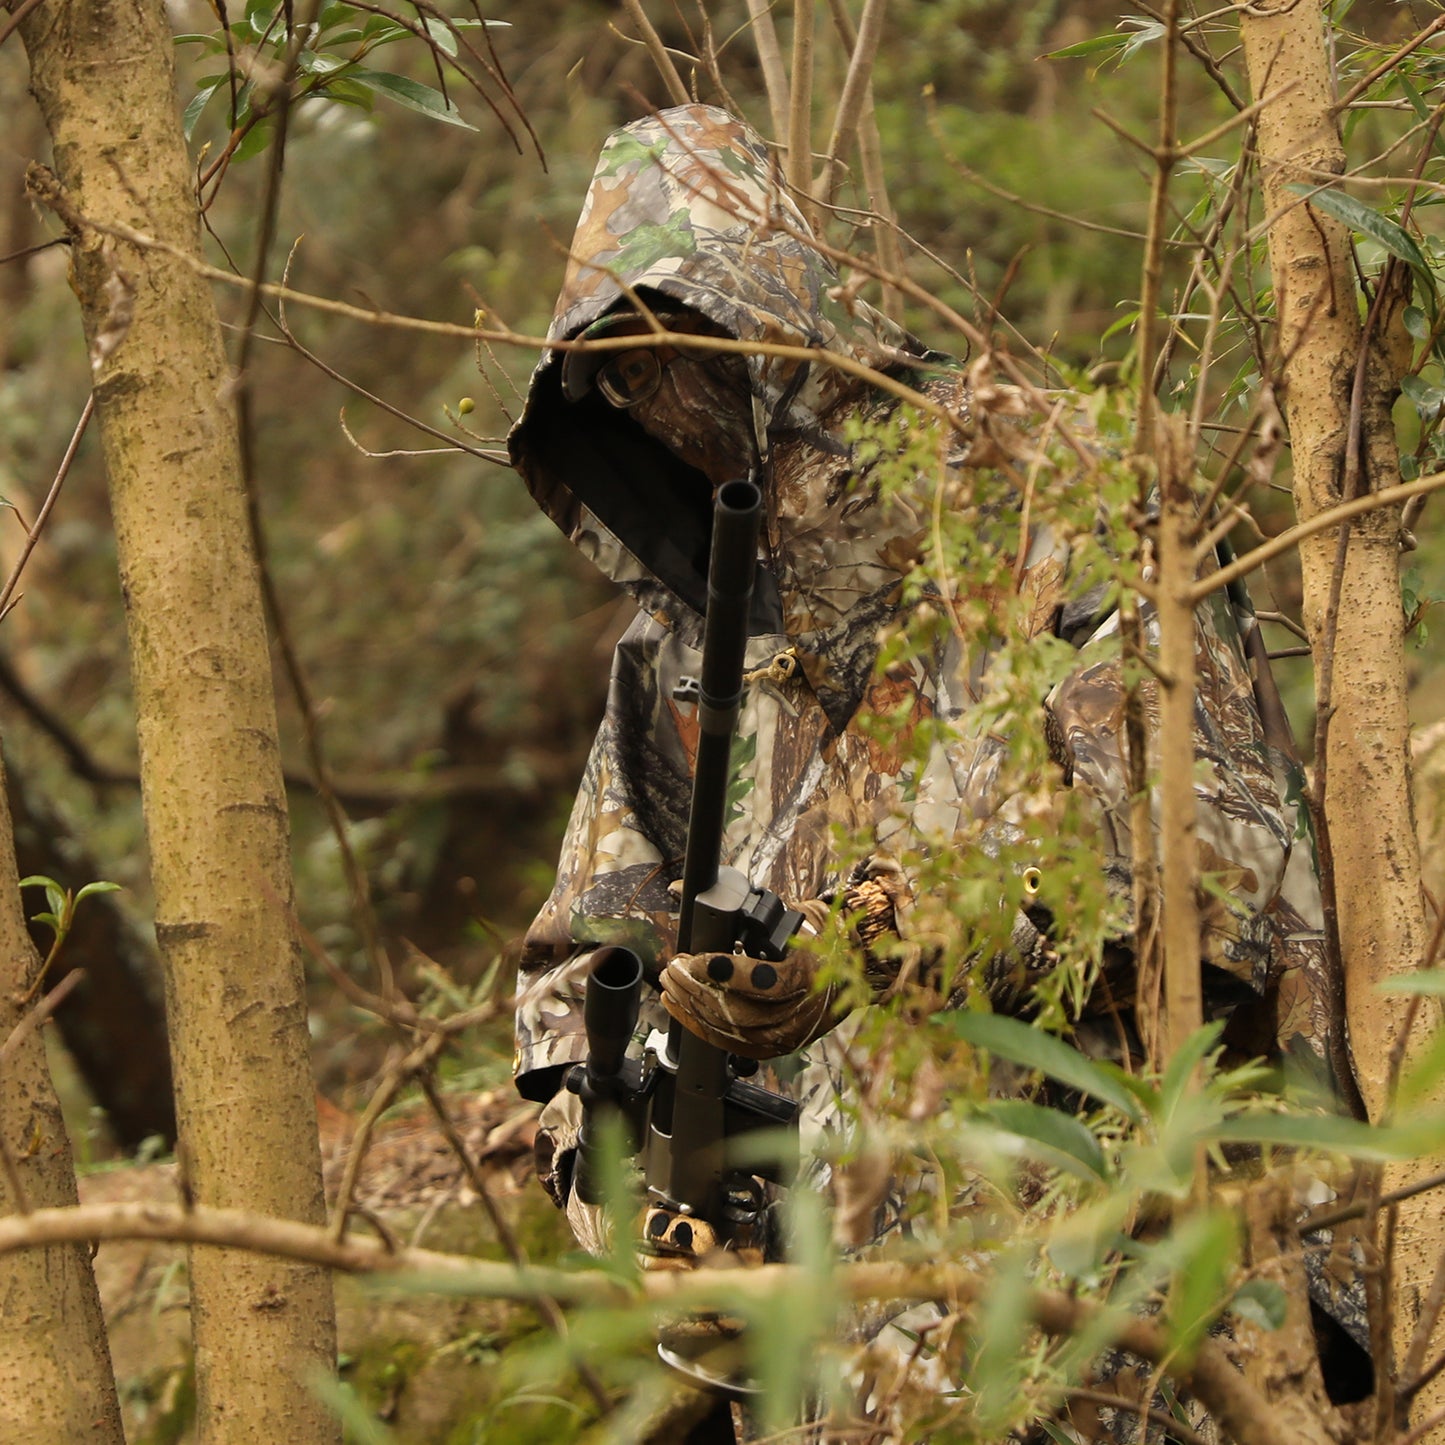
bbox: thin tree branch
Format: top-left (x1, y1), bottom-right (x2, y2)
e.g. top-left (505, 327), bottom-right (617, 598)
top-left (0, 0), bottom-right (47, 50)
top-left (622, 0), bottom-right (690, 105)
top-left (0, 394), bottom-right (93, 624)
top-left (816, 0), bottom-right (888, 204)
top-left (0, 970), bottom-right (86, 1216)
top-left (1188, 469), bottom-right (1445, 603)
top-left (1332, 14), bottom-right (1445, 115)
top-left (414, 1070), bottom-right (612, 1414)
top-left (0, 1201), bottom-right (1312, 1445)
top-left (786, 0), bottom-right (816, 217)
top-left (745, 0), bottom-right (790, 143)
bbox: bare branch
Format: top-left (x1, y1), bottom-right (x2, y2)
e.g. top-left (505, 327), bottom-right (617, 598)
top-left (745, 0), bottom-right (790, 142)
top-left (786, 0), bottom-right (816, 217)
top-left (1190, 469), bottom-right (1445, 603)
top-left (0, 394), bottom-right (93, 624)
top-left (622, 0), bottom-right (690, 106)
top-left (0, 1201), bottom-right (1312, 1445)
top-left (817, 0), bottom-right (888, 204)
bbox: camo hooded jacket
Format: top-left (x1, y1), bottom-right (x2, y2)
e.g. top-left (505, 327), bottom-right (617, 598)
top-left (507, 104), bottom-right (1341, 1117)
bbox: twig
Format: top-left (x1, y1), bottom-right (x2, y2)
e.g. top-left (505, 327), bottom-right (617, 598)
top-left (786, 0), bottom-right (816, 219)
top-left (0, 394), bottom-right (93, 624)
top-left (0, 970), bottom-right (86, 1216)
top-left (1332, 14), bottom-right (1445, 115)
top-left (55, 207), bottom-right (964, 437)
top-left (824, 0), bottom-right (902, 319)
top-left (1298, 1167), bottom-right (1445, 1236)
top-left (1402, 1240), bottom-right (1445, 1400)
top-left (1394, 1401), bottom-right (1445, 1445)
top-left (282, 897), bottom-right (503, 1038)
top-left (0, 1201), bottom-right (1307, 1445)
top-left (0, 237), bottom-right (68, 267)
top-left (0, 0), bottom-right (47, 50)
top-left (274, 245), bottom-right (501, 462)
top-left (1188, 469), bottom-right (1445, 603)
top-left (1063, 1386), bottom-right (1212, 1445)
top-left (1132, 0), bottom-right (1180, 460)
top-left (1135, 0), bottom-right (1246, 111)
top-left (326, 1045), bottom-right (419, 1241)
top-left (415, 1071), bottom-right (612, 1414)
top-left (622, 0), bottom-right (690, 105)
top-left (745, 0), bottom-right (790, 142)
top-left (816, 0), bottom-right (888, 204)
top-left (1255, 609), bottom-right (1309, 642)
top-left (0, 969), bottom-right (87, 1076)
top-left (244, 241), bottom-right (397, 1001)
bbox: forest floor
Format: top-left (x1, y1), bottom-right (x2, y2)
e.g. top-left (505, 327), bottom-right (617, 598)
top-left (78, 1088), bottom-right (623, 1445)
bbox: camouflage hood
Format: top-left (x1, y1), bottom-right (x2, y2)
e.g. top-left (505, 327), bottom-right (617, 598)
top-left (509, 104), bottom-right (948, 729)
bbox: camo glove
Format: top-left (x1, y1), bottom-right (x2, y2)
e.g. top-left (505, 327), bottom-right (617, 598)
top-left (532, 1087), bottom-right (610, 1254)
top-left (660, 947), bottom-right (840, 1059)
top-left (659, 861), bottom-right (915, 1059)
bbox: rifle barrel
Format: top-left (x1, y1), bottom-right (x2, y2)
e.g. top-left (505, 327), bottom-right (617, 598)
top-left (677, 477), bottom-right (762, 953)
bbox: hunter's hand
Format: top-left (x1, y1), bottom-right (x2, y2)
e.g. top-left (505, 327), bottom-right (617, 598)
top-left (659, 948), bottom-right (841, 1059)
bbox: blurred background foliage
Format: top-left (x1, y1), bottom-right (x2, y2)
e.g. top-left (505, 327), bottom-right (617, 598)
top-left (1, 0), bottom-right (1442, 1144)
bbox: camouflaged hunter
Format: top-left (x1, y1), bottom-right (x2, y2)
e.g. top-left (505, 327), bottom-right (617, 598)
top-left (506, 104), bottom-right (1360, 1431)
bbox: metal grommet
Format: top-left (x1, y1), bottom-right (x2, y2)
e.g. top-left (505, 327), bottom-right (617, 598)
top-left (1022, 866), bottom-right (1043, 895)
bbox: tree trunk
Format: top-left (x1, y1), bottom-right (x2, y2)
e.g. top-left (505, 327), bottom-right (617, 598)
top-left (18, 4), bottom-right (340, 1442)
top-left (0, 747), bottom-right (123, 1445)
top-left (1237, 0), bottom-right (1437, 1426)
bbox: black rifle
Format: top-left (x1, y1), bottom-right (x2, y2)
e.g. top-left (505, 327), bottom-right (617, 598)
top-left (567, 477), bottom-right (802, 1244)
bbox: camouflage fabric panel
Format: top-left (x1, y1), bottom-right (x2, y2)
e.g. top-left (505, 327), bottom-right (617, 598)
top-left (549, 105), bottom-right (920, 437)
top-left (1048, 557), bottom-right (1331, 1067)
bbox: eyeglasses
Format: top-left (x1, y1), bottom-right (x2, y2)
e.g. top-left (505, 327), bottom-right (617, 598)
top-left (596, 347), bottom-right (665, 408)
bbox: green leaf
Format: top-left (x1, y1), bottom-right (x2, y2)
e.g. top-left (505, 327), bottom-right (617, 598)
top-left (317, 0), bottom-right (358, 28)
top-left (183, 77), bottom-right (228, 140)
top-left (1405, 305), bottom-right (1430, 342)
top-left (296, 51), bottom-right (350, 77)
top-left (1395, 71), bottom-right (1445, 166)
top-left (1401, 374), bottom-right (1445, 417)
top-left (1101, 307), bottom-right (1139, 343)
top-left (348, 69), bottom-right (479, 131)
top-left (1397, 1026), bottom-right (1445, 1108)
top-left (314, 77), bottom-right (377, 112)
top-left (1288, 183), bottom-right (1433, 283)
top-left (971, 1246), bottom-right (1039, 1432)
top-left (361, 14), bottom-right (405, 40)
top-left (1159, 1021), bottom-right (1224, 1122)
top-left (233, 118), bottom-right (275, 164)
top-left (18, 875), bottom-right (60, 892)
top-left (173, 34), bottom-right (230, 54)
top-left (1228, 1278), bottom-right (1287, 1331)
top-left (308, 1372), bottom-right (397, 1444)
top-left (979, 1099), bottom-right (1109, 1180)
top-left (1044, 32), bottom-right (1129, 60)
top-left (1214, 1110), bottom-right (1440, 1161)
top-left (76, 881), bottom-right (121, 903)
top-left (1163, 1211), bottom-right (1237, 1357)
top-left (946, 1011), bottom-right (1144, 1121)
